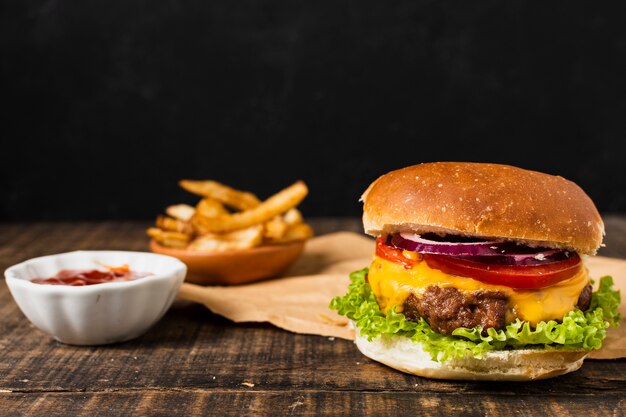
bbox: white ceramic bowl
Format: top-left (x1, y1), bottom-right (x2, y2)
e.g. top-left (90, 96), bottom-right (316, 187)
top-left (4, 250), bottom-right (187, 345)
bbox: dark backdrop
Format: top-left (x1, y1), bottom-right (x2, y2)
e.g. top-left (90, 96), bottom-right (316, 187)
top-left (2, 1), bottom-right (626, 220)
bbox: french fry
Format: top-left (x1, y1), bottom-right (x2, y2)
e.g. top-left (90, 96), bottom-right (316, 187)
top-left (263, 216), bottom-right (289, 241)
top-left (280, 223), bottom-right (314, 242)
top-left (165, 204), bottom-right (195, 222)
top-left (187, 225), bottom-right (263, 251)
top-left (282, 208), bottom-right (303, 226)
top-left (189, 214), bottom-right (210, 236)
top-left (147, 227), bottom-right (190, 249)
top-left (189, 199), bottom-right (229, 235)
top-left (196, 198), bottom-right (228, 218)
top-left (150, 179), bottom-right (311, 252)
top-left (193, 181), bottom-right (308, 233)
top-left (156, 215), bottom-right (193, 235)
top-left (179, 180), bottom-right (261, 211)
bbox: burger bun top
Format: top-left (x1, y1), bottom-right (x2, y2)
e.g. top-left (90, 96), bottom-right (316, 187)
top-left (361, 162), bottom-right (604, 255)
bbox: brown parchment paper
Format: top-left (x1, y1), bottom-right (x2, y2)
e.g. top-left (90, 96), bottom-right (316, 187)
top-left (177, 232), bottom-right (626, 359)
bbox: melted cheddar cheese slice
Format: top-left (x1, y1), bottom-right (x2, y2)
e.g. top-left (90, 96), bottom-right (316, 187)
top-left (367, 255), bottom-right (590, 325)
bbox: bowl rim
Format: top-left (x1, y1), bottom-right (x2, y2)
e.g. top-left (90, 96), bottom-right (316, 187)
top-left (4, 250), bottom-right (187, 293)
top-left (149, 238), bottom-right (307, 258)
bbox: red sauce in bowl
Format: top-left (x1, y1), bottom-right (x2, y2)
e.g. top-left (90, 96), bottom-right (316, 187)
top-left (32, 265), bottom-right (151, 286)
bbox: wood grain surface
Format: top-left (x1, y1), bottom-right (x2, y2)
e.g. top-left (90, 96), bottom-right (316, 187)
top-left (1, 218), bottom-right (625, 416)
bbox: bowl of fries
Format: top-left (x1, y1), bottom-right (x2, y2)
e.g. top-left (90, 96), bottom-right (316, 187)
top-left (148, 180), bottom-right (313, 285)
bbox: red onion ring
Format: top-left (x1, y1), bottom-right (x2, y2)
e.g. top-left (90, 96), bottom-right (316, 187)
top-left (389, 233), bottom-right (571, 266)
top-left (391, 233), bottom-right (515, 256)
top-left (455, 252), bottom-right (574, 266)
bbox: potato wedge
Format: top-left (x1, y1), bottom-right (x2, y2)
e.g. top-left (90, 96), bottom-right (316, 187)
top-left (263, 216), bottom-right (289, 241)
top-left (283, 208), bottom-right (303, 226)
top-left (147, 227), bottom-right (191, 249)
top-left (152, 179), bottom-right (310, 252)
top-left (189, 199), bottom-right (228, 235)
top-left (187, 224), bottom-right (263, 251)
top-left (196, 198), bottom-right (229, 218)
top-left (193, 181), bottom-right (308, 233)
top-left (156, 215), bottom-right (193, 235)
top-left (165, 204), bottom-right (196, 222)
top-left (189, 213), bottom-right (209, 236)
top-left (179, 180), bottom-right (261, 211)
top-left (279, 222), bottom-right (314, 243)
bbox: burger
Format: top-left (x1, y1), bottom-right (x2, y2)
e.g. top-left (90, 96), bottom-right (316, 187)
top-left (331, 162), bottom-right (621, 380)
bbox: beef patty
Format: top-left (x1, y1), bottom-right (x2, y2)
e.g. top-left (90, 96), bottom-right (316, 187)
top-left (403, 287), bottom-right (509, 335)
top-left (402, 284), bottom-right (594, 335)
top-left (576, 284), bottom-right (592, 312)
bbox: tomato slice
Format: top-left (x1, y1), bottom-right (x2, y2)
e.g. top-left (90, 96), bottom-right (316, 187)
top-left (376, 236), bottom-right (420, 269)
top-left (375, 236), bottom-right (582, 289)
top-left (423, 253), bottom-right (582, 289)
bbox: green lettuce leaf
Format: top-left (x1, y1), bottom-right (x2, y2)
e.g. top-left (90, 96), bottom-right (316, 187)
top-left (329, 268), bottom-right (621, 363)
top-left (589, 275), bottom-right (621, 327)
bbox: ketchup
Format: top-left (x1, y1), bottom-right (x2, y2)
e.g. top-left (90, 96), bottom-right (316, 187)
top-left (32, 265), bottom-right (150, 286)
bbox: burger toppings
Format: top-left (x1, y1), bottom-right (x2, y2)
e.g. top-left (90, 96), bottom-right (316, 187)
top-left (402, 284), bottom-right (594, 336)
top-left (383, 235), bottom-right (582, 289)
top-left (391, 233), bottom-right (574, 266)
top-left (422, 253), bottom-right (581, 290)
top-left (330, 268), bottom-right (620, 363)
top-left (392, 233), bottom-right (518, 256)
top-left (577, 284), bottom-right (593, 311)
top-left (375, 235), bottom-right (421, 269)
top-left (371, 236), bottom-right (590, 326)
top-left (403, 288), bottom-right (509, 335)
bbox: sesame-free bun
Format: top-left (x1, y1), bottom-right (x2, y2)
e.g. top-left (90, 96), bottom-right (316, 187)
top-left (355, 331), bottom-right (588, 381)
top-left (362, 162), bottom-right (604, 255)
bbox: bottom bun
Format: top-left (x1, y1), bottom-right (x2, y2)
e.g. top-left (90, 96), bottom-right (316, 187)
top-left (354, 330), bottom-right (589, 381)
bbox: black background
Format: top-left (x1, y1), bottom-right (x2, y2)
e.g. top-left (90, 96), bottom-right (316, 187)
top-left (2, 1), bottom-right (626, 220)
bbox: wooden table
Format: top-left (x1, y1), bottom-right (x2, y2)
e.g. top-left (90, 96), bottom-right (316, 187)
top-left (1, 217), bottom-right (625, 416)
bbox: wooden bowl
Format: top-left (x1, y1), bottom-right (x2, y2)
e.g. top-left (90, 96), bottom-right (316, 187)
top-left (149, 239), bottom-right (306, 285)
